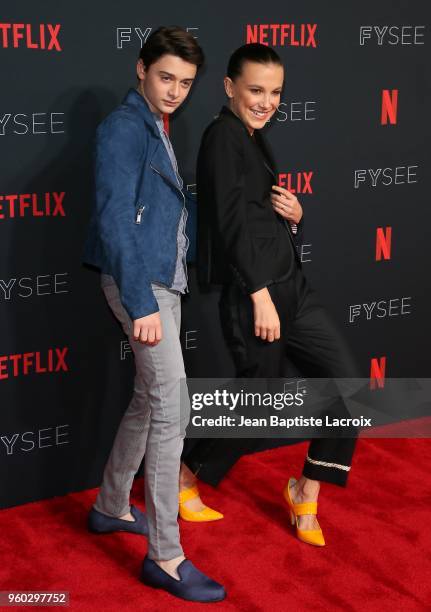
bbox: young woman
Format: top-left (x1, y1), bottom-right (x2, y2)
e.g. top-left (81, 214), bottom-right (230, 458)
top-left (181, 43), bottom-right (361, 547)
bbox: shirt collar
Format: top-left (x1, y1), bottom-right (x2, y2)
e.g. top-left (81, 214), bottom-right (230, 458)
top-left (153, 112), bottom-right (165, 133)
top-left (122, 88), bottom-right (160, 136)
top-left (219, 105), bottom-right (254, 137)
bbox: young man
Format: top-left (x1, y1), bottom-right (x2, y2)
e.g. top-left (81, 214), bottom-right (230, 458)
top-left (83, 26), bottom-right (225, 603)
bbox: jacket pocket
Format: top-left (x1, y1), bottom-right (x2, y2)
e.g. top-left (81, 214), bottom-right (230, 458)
top-left (251, 231), bottom-right (277, 238)
top-left (248, 219), bottom-right (277, 238)
top-left (250, 225), bottom-right (277, 238)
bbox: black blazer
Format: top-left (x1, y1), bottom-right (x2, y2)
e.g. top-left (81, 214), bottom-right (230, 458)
top-left (196, 105), bottom-right (303, 293)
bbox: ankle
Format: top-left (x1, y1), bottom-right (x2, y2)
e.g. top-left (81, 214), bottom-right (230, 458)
top-left (179, 477), bottom-right (196, 491)
top-left (155, 554), bottom-right (186, 580)
top-left (295, 478), bottom-right (320, 500)
top-left (179, 464), bottom-right (197, 490)
top-left (118, 510), bottom-right (134, 521)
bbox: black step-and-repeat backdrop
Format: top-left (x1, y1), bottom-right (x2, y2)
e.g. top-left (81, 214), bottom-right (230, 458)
top-left (1, 2), bottom-right (429, 508)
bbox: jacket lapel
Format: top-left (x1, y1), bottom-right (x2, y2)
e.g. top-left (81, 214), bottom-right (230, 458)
top-left (123, 89), bottom-right (181, 192)
top-left (253, 133), bottom-right (297, 243)
top-left (218, 106), bottom-right (298, 246)
top-left (253, 130), bottom-right (277, 179)
top-left (150, 141), bottom-right (181, 193)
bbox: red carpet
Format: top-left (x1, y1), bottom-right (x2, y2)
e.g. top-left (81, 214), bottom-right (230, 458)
top-left (1, 439), bottom-right (430, 611)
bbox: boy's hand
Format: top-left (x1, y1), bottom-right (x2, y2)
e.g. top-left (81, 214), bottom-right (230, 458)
top-left (250, 287), bottom-right (281, 342)
top-left (133, 312), bottom-right (163, 346)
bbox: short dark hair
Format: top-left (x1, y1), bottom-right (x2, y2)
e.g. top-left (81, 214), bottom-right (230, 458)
top-left (227, 43), bottom-right (283, 81)
top-left (139, 26), bottom-right (204, 70)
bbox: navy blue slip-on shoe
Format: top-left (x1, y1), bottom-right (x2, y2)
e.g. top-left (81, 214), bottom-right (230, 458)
top-left (88, 504), bottom-right (148, 536)
top-left (140, 556), bottom-right (226, 602)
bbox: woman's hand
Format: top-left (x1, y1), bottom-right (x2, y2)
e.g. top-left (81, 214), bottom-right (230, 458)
top-left (250, 288), bottom-right (281, 342)
top-left (271, 185), bottom-right (303, 224)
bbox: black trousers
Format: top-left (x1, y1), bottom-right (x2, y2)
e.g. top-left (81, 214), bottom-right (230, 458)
top-left (183, 265), bottom-right (361, 487)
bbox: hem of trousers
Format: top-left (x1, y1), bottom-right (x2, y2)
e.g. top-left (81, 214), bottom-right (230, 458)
top-left (147, 545), bottom-right (184, 562)
top-left (93, 501), bottom-right (131, 518)
top-left (302, 461), bottom-right (351, 487)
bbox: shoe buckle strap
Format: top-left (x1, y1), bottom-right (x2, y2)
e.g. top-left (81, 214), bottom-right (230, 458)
top-left (294, 501), bottom-right (318, 516)
top-left (179, 485), bottom-right (199, 504)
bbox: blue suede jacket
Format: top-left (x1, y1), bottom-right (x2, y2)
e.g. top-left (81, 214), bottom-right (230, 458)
top-left (83, 88), bottom-right (196, 319)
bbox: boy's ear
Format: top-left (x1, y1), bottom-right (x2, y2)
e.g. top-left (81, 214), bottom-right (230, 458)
top-left (137, 59), bottom-right (146, 81)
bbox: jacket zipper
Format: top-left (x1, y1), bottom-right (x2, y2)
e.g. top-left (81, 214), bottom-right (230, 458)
top-left (150, 162), bottom-right (188, 289)
top-left (150, 162), bottom-right (183, 195)
top-left (135, 205), bottom-right (145, 224)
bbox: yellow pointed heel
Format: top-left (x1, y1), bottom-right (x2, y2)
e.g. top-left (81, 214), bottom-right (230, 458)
top-left (178, 485), bottom-right (224, 522)
top-left (283, 477), bottom-right (325, 547)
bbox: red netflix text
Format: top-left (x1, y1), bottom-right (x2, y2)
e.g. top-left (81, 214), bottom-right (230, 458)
top-left (278, 172), bottom-right (313, 194)
top-left (376, 227), bottom-right (392, 261)
top-left (0, 23), bottom-right (61, 51)
top-left (246, 24), bottom-right (317, 47)
top-left (381, 89), bottom-right (398, 125)
top-left (370, 356), bottom-right (386, 389)
top-left (0, 348), bottom-right (69, 380)
top-left (0, 192), bottom-right (66, 220)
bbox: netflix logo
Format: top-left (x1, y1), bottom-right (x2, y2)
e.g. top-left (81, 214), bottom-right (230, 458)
top-left (246, 24), bottom-right (317, 47)
top-left (381, 89), bottom-right (398, 125)
top-left (370, 356), bottom-right (386, 389)
top-left (0, 23), bottom-right (62, 51)
top-left (278, 172), bottom-right (314, 194)
top-left (0, 348), bottom-right (69, 381)
top-left (376, 227), bottom-right (392, 261)
top-left (0, 192), bottom-right (66, 220)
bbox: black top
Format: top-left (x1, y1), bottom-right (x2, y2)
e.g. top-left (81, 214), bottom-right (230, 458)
top-left (196, 105), bottom-right (303, 292)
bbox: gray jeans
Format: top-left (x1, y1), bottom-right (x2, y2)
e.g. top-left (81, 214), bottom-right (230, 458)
top-left (94, 276), bottom-right (190, 560)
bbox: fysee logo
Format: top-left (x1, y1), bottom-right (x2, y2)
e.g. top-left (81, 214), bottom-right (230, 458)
top-left (0, 273), bottom-right (69, 301)
top-left (117, 26), bottom-right (198, 49)
top-left (349, 296), bottom-right (411, 323)
top-left (274, 101), bottom-right (317, 123)
top-left (354, 165), bottom-right (418, 188)
top-left (0, 23), bottom-right (62, 50)
top-left (359, 26), bottom-right (425, 46)
top-left (120, 328), bottom-right (198, 360)
top-left (1, 424), bottom-right (70, 455)
top-left (0, 112), bottom-right (65, 136)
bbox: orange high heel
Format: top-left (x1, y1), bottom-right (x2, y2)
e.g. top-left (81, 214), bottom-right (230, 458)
top-left (179, 485), bottom-right (224, 522)
top-left (283, 477), bottom-right (325, 546)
